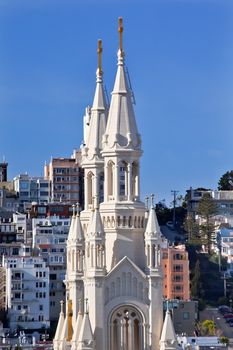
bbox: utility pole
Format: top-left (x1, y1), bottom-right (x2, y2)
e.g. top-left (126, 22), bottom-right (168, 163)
top-left (171, 190), bottom-right (179, 228)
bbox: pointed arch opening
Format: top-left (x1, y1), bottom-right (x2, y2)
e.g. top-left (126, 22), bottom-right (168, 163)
top-left (119, 161), bottom-right (127, 199)
top-left (132, 162), bottom-right (139, 200)
top-left (107, 161), bottom-right (114, 199)
top-left (109, 305), bottom-right (144, 350)
top-left (99, 171), bottom-right (104, 204)
top-left (87, 171), bottom-right (94, 208)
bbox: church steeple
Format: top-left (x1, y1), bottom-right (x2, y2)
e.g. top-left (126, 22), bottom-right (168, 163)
top-left (102, 17), bottom-right (141, 152)
top-left (85, 39), bottom-right (108, 158)
top-left (82, 39), bottom-right (108, 210)
top-left (102, 18), bottom-right (142, 204)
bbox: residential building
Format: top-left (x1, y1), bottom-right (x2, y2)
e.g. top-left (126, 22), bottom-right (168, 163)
top-left (177, 336), bottom-right (227, 350)
top-left (44, 153), bottom-right (84, 207)
top-left (13, 174), bottom-right (50, 212)
top-left (0, 187), bottom-right (19, 212)
top-left (162, 244), bottom-right (190, 300)
top-left (187, 187), bottom-right (233, 217)
top-left (170, 300), bottom-right (198, 336)
top-left (218, 227), bottom-right (233, 272)
top-left (32, 216), bottom-right (70, 320)
top-left (30, 202), bottom-right (73, 219)
top-left (2, 252), bottom-right (50, 331)
top-left (0, 212), bottom-right (27, 243)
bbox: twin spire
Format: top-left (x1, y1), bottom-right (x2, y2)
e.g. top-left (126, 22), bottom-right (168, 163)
top-left (83, 16), bottom-right (140, 161)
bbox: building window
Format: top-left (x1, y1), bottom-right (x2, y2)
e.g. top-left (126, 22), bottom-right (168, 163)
top-left (173, 265), bottom-right (183, 272)
top-left (183, 312), bottom-right (190, 320)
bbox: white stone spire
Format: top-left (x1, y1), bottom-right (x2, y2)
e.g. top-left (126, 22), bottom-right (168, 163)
top-left (53, 301), bottom-right (65, 350)
top-left (145, 196), bottom-right (161, 239)
top-left (145, 195), bottom-right (163, 273)
top-left (87, 197), bottom-right (104, 239)
top-left (67, 205), bottom-right (76, 242)
top-left (59, 316), bottom-right (68, 350)
top-left (102, 17), bottom-right (141, 152)
top-left (66, 204), bottom-right (85, 326)
top-left (71, 300), bottom-right (83, 350)
top-left (86, 196), bottom-right (106, 275)
top-left (160, 307), bottom-right (179, 350)
top-left (83, 39), bottom-right (108, 161)
top-left (77, 304), bottom-right (94, 350)
top-left (68, 204), bottom-right (84, 243)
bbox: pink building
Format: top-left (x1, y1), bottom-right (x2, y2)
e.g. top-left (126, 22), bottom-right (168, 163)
top-left (162, 244), bottom-right (190, 300)
top-left (44, 152), bottom-right (84, 206)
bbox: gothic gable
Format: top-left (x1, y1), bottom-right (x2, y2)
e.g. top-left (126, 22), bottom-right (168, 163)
top-left (104, 256), bottom-right (149, 305)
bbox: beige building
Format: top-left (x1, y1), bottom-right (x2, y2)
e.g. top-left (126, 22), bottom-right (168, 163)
top-left (162, 245), bottom-right (190, 301)
top-left (44, 151), bottom-right (83, 206)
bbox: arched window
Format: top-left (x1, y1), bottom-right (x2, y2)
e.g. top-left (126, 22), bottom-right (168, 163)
top-left (110, 306), bottom-right (144, 350)
top-left (99, 171), bottom-right (104, 203)
top-left (108, 161), bottom-right (114, 197)
top-left (132, 162), bottom-right (139, 198)
top-left (87, 172), bottom-right (94, 207)
top-left (119, 161), bottom-right (127, 197)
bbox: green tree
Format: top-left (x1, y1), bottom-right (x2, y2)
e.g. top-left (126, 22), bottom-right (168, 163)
top-left (184, 213), bottom-right (200, 244)
top-left (218, 170), bottom-right (233, 190)
top-left (201, 320), bottom-right (215, 336)
top-left (197, 193), bottom-right (218, 254)
top-left (219, 336), bottom-right (229, 346)
top-left (191, 259), bottom-right (202, 299)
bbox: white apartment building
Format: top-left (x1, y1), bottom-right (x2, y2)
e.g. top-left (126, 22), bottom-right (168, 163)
top-left (218, 227), bottom-right (233, 272)
top-left (32, 216), bottom-right (70, 320)
top-left (13, 174), bottom-right (50, 212)
top-left (187, 187), bottom-right (233, 216)
top-left (0, 212), bottom-right (27, 244)
top-left (2, 254), bottom-right (50, 331)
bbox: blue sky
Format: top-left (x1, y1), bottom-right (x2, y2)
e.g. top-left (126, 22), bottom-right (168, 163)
top-left (0, 0), bottom-right (233, 205)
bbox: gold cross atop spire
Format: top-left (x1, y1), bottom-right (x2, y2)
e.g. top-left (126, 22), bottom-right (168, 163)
top-left (97, 39), bottom-right (103, 76)
top-left (118, 17), bottom-right (124, 57)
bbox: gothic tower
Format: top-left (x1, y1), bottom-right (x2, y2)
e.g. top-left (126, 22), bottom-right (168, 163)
top-left (100, 17), bottom-right (146, 272)
top-left (53, 17), bottom-right (175, 350)
top-left (81, 39), bottom-right (108, 228)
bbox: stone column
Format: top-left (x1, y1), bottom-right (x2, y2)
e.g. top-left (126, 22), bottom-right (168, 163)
top-left (84, 171), bottom-right (88, 210)
top-left (127, 163), bottom-right (132, 201)
top-left (129, 319), bottom-right (135, 350)
top-left (115, 164), bottom-right (119, 202)
top-left (104, 163), bottom-right (108, 202)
